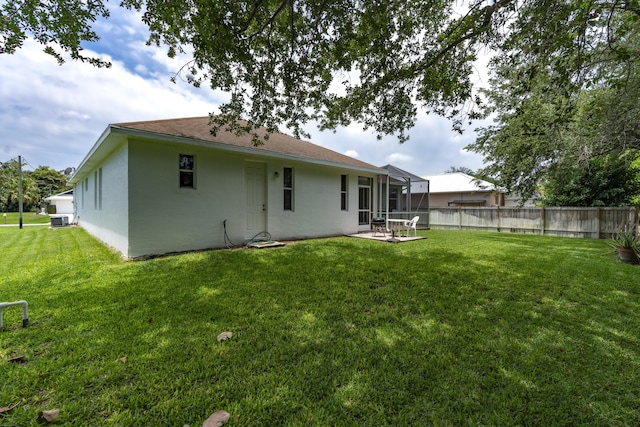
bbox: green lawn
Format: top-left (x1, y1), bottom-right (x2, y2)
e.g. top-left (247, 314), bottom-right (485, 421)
top-left (1, 212), bottom-right (51, 225)
top-left (1, 227), bottom-right (639, 426)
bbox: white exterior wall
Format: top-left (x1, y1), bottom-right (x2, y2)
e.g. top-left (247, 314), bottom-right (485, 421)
top-left (266, 162), bottom-right (368, 239)
top-left (125, 138), bottom-right (377, 258)
top-left (74, 143), bottom-right (129, 256)
top-left (49, 197), bottom-right (74, 215)
top-left (127, 139), bottom-right (246, 257)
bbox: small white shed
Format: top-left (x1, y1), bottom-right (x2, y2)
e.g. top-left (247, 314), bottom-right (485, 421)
top-left (45, 190), bottom-right (74, 224)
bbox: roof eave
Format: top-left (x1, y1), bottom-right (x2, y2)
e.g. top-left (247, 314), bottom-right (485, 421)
top-left (115, 126), bottom-right (386, 175)
top-left (70, 124), bottom-right (386, 186)
top-left (69, 125), bottom-right (126, 185)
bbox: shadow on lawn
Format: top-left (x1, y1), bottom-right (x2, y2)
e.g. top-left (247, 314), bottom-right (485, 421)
top-left (3, 234), bottom-right (640, 425)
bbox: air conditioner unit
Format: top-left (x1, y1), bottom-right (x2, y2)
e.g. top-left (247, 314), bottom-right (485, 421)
top-left (51, 216), bottom-right (69, 227)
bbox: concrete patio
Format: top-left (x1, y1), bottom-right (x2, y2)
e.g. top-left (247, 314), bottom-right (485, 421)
top-left (349, 231), bottom-right (426, 243)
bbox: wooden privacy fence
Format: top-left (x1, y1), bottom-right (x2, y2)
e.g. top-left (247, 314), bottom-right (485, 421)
top-left (426, 207), bottom-right (638, 239)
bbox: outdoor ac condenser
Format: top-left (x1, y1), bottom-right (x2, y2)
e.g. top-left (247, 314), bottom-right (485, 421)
top-left (50, 216), bottom-right (69, 227)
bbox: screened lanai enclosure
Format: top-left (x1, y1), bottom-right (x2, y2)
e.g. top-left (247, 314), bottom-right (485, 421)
top-left (376, 165), bottom-right (430, 229)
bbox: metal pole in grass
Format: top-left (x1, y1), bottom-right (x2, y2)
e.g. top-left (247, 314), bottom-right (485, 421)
top-left (0, 300), bottom-right (29, 331)
top-left (18, 155), bottom-right (23, 229)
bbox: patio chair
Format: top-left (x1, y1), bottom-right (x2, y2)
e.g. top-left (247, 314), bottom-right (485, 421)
top-left (403, 216), bottom-right (419, 237)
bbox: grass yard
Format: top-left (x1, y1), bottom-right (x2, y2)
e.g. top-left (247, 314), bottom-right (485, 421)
top-left (1, 227), bottom-right (639, 426)
top-left (1, 212), bottom-right (51, 225)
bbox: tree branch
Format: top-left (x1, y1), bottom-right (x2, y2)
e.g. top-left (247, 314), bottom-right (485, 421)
top-left (414, 0), bottom-right (515, 77)
top-left (236, 0), bottom-right (268, 34)
top-left (245, 0), bottom-right (290, 40)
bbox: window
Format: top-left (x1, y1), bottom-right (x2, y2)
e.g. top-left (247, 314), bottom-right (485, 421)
top-left (179, 154), bottom-right (195, 188)
top-left (94, 168), bottom-right (102, 211)
top-left (283, 167), bottom-right (293, 211)
top-left (340, 174), bottom-right (348, 211)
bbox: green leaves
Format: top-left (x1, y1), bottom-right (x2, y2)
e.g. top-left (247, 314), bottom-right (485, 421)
top-left (0, 160), bottom-right (70, 212)
top-left (470, 0), bottom-right (640, 204)
top-left (4, 0), bottom-right (640, 149)
top-left (541, 154), bottom-right (640, 207)
top-left (0, 0), bottom-right (111, 66)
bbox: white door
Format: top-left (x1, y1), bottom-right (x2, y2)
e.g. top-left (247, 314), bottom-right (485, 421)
top-left (245, 163), bottom-right (266, 238)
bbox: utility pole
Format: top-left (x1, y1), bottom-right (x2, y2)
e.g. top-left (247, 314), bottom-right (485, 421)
top-left (18, 155), bottom-right (23, 229)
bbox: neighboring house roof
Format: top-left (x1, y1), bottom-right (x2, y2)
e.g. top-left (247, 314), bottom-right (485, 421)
top-left (44, 189), bottom-right (73, 202)
top-left (413, 173), bottom-right (501, 194)
top-left (71, 117), bottom-right (384, 184)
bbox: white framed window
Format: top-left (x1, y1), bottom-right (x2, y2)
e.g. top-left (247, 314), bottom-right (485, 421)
top-left (340, 174), bottom-right (348, 211)
top-left (283, 167), bottom-right (294, 211)
top-left (179, 154), bottom-right (195, 189)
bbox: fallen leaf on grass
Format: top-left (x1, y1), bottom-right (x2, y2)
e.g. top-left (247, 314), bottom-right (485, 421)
top-left (0, 404), bottom-right (18, 414)
top-left (38, 408), bottom-right (60, 422)
top-left (117, 356), bottom-right (128, 363)
top-left (203, 410), bottom-right (230, 427)
top-left (216, 332), bottom-right (233, 342)
top-left (7, 355), bottom-right (25, 363)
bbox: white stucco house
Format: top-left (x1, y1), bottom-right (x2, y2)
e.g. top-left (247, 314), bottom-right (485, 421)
top-left (69, 117), bottom-right (387, 258)
top-left (44, 189), bottom-right (75, 224)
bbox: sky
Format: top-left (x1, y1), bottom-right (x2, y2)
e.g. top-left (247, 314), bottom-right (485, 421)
top-left (0, 6), bottom-right (489, 178)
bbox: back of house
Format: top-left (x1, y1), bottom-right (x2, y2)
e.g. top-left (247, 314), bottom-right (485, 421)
top-left (69, 117), bottom-right (387, 258)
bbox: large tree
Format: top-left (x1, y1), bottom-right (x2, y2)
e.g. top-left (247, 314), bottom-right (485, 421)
top-left (468, 1), bottom-right (640, 203)
top-left (0, 2), bottom-right (629, 138)
top-left (470, 83), bottom-right (640, 205)
top-left (0, 161), bottom-right (69, 212)
top-left (540, 154), bottom-right (640, 207)
top-left (31, 165), bottom-right (70, 204)
top-left (0, 159), bottom-right (40, 212)
top-left (2, 1), bottom-right (638, 147)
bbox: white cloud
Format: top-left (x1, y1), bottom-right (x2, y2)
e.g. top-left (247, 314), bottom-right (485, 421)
top-left (60, 111), bottom-right (92, 120)
top-left (0, 12), bottom-right (490, 177)
top-left (387, 153), bottom-right (413, 163)
top-left (134, 63), bottom-right (149, 74)
top-left (0, 39), bottom-right (223, 169)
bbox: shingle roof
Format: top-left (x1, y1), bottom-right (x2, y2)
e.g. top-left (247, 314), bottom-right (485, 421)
top-left (113, 116), bottom-right (381, 171)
